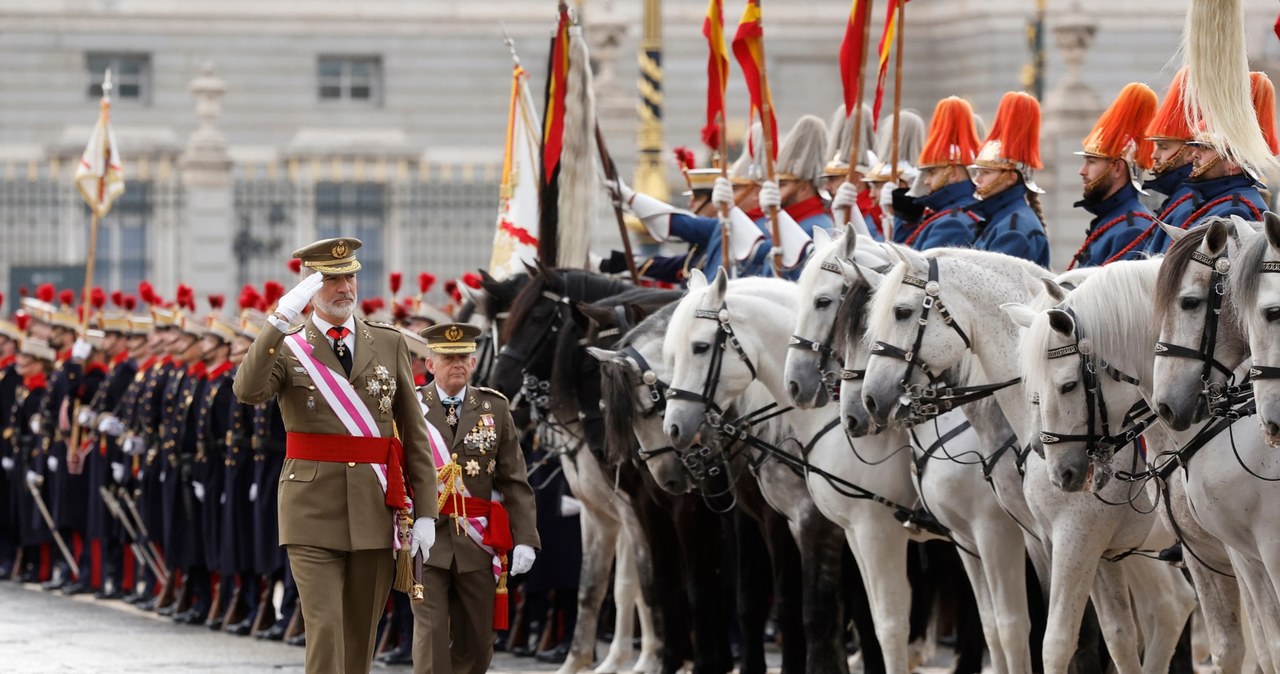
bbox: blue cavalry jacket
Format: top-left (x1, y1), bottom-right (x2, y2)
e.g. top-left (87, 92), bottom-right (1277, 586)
top-left (1070, 183), bottom-right (1155, 268)
top-left (903, 180), bottom-right (983, 251)
top-left (969, 182), bottom-right (1051, 267)
top-left (1141, 164), bottom-right (1197, 255)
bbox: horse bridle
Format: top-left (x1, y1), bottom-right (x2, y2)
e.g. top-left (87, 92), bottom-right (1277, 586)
top-left (618, 345), bottom-right (673, 461)
top-left (870, 257), bottom-right (1018, 420)
top-left (1036, 306), bottom-right (1156, 471)
top-left (666, 302), bottom-right (758, 423)
top-left (1248, 260), bottom-right (1280, 383)
top-left (499, 290), bottom-right (567, 418)
top-left (1154, 249), bottom-right (1247, 418)
top-left (788, 260), bottom-right (848, 401)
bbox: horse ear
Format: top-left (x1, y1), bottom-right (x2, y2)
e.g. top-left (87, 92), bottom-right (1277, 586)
top-left (479, 269), bottom-right (498, 287)
top-left (1046, 309), bottom-right (1074, 336)
top-left (813, 227), bottom-right (833, 249)
top-left (709, 267), bottom-right (729, 303)
top-left (840, 229), bottom-right (861, 261)
top-left (1039, 277), bottom-right (1068, 303)
top-left (1203, 219), bottom-right (1230, 257)
top-left (1158, 220), bottom-right (1188, 244)
top-left (586, 346), bottom-right (621, 364)
top-left (687, 268), bottom-right (709, 291)
top-left (460, 282), bottom-right (486, 308)
top-left (1001, 303), bottom-right (1038, 329)
top-left (624, 302), bottom-right (656, 324)
top-left (1265, 211), bottom-right (1280, 253)
top-left (521, 259), bottom-right (540, 278)
top-left (576, 301), bottom-right (617, 329)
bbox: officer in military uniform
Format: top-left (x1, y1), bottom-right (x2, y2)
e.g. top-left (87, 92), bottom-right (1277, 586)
top-left (413, 322), bottom-right (539, 674)
top-left (1068, 83), bottom-right (1159, 268)
top-left (233, 237), bottom-right (439, 674)
top-left (1141, 68), bottom-right (1199, 254)
top-left (968, 91), bottom-right (1051, 267)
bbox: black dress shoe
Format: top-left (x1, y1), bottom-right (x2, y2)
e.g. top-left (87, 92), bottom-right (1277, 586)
top-left (174, 606), bottom-right (209, 625)
top-left (379, 644), bottom-right (413, 666)
top-left (256, 622), bottom-right (287, 641)
top-left (95, 587), bottom-right (125, 601)
top-left (155, 601), bottom-right (175, 616)
top-left (286, 633), bottom-right (307, 647)
top-left (61, 581), bottom-right (89, 596)
top-left (511, 644), bottom-right (537, 658)
top-left (226, 616), bottom-right (255, 636)
top-left (535, 643), bottom-right (571, 664)
top-left (41, 577), bottom-right (66, 592)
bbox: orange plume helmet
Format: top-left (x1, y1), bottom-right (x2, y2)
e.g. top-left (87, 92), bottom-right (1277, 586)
top-left (972, 91), bottom-right (1043, 191)
top-left (1080, 82), bottom-right (1158, 173)
top-left (918, 97), bottom-right (982, 169)
top-left (1251, 71), bottom-right (1279, 156)
top-left (1146, 68), bottom-right (1194, 143)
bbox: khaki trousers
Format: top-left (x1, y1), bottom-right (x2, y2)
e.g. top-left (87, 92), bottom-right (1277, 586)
top-left (287, 545), bottom-right (394, 674)
top-left (411, 561), bottom-right (496, 674)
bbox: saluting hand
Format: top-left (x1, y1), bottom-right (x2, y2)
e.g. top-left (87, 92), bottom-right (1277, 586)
top-left (275, 271), bottom-right (325, 322)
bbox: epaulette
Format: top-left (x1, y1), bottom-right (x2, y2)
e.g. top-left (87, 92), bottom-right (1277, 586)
top-left (365, 320), bottom-right (399, 331)
top-left (282, 323), bottom-right (305, 335)
top-left (474, 386), bottom-right (508, 402)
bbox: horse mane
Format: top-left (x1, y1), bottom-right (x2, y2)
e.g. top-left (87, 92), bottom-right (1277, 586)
top-left (1021, 259), bottom-right (1163, 392)
top-left (600, 304), bottom-right (678, 468)
top-left (1153, 224), bottom-right (1213, 327)
top-left (1231, 224), bottom-right (1272, 325)
top-left (832, 277), bottom-right (876, 356)
top-left (501, 269), bottom-right (631, 343)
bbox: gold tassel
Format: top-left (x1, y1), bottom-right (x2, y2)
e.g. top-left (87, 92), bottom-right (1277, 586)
top-left (392, 510), bottom-right (415, 594)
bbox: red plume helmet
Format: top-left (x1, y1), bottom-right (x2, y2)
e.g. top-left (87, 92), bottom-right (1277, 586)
top-left (17, 286), bottom-right (29, 299)
top-left (287, 258), bottom-right (303, 274)
top-left (90, 287), bottom-right (106, 309)
top-left (361, 299), bottom-right (376, 316)
top-left (111, 290), bottom-right (124, 307)
top-left (392, 302), bottom-right (409, 322)
top-left (919, 96), bottom-right (983, 168)
top-left (418, 272), bottom-right (437, 294)
top-left (208, 294), bottom-right (225, 311)
top-left (36, 283), bottom-right (55, 304)
top-left (974, 91), bottom-right (1043, 171)
top-left (673, 146), bottom-right (697, 172)
top-left (461, 272), bottom-right (482, 289)
top-left (15, 312), bottom-right (30, 333)
top-left (239, 284), bottom-right (260, 311)
top-left (123, 296), bottom-right (138, 311)
top-left (138, 281), bottom-right (156, 305)
top-left (58, 288), bottom-right (74, 308)
top-left (389, 272), bottom-right (403, 295)
top-left (263, 281), bottom-right (285, 307)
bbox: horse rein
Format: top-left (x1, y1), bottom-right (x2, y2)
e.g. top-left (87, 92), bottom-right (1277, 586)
top-left (788, 260), bottom-right (849, 402)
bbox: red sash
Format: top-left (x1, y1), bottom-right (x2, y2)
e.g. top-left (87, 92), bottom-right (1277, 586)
top-left (285, 432), bottom-right (409, 510)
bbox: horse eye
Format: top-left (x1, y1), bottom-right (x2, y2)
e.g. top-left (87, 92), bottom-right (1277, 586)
top-left (1265, 307), bottom-right (1280, 323)
top-left (815, 297), bottom-right (833, 310)
top-left (692, 342), bottom-right (711, 355)
top-left (894, 306), bottom-right (913, 321)
top-left (1060, 381), bottom-right (1078, 394)
top-left (1179, 296), bottom-right (1202, 311)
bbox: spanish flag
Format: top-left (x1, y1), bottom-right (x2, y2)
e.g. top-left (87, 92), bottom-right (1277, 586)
top-left (731, 0), bottom-right (778, 159)
top-left (75, 71), bottom-right (125, 218)
top-left (701, 0), bottom-right (730, 151)
top-left (871, 0), bottom-right (903, 129)
top-left (839, 0), bottom-right (872, 119)
top-left (541, 6), bottom-right (571, 185)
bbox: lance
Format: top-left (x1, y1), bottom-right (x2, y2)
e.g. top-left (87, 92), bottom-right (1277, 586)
top-left (596, 124), bottom-right (642, 284)
top-left (886, 0), bottom-right (907, 244)
top-left (99, 485), bottom-right (168, 584)
top-left (27, 477), bottom-right (79, 577)
top-left (753, 2), bottom-right (783, 277)
top-left (844, 1), bottom-right (874, 230)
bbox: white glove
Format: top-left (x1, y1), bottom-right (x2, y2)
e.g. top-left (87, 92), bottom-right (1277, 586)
top-left (606, 177), bottom-right (635, 207)
top-left (832, 182), bottom-right (860, 212)
top-left (248, 483), bottom-right (258, 503)
top-left (758, 180), bottom-right (782, 211)
top-left (510, 544), bottom-right (536, 576)
top-left (29, 415), bottom-right (42, 434)
top-left (77, 407), bottom-right (95, 427)
top-left (220, 492), bottom-right (227, 505)
top-left (410, 517), bottom-right (436, 560)
top-left (99, 416), bottom-right (125, 437)
top-left (1, 456), bottom-right (13, 472)
top-left (711, 176), bottom-right (735, 210)
top-left (47, 455), bottom-right (58, 473)
top-left (71, 338), bottom-right (93, 361)
top-left (123, 435), bottom-right (143, 456)
top-left (879, 181), bottom-right (896, 210)
top-left (26, 470), bottom-right (39, 488)
top-left (275, 271), bottom-right (325, 322)
top-left (111, 462), bottom-right (126, 484)
top-left (192, 481), bottom-right (205, 503)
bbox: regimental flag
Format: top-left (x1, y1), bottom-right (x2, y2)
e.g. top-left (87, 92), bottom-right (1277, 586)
top-left (701, 0), bottom-right (730, 151)
top-left (75, 71), bottom-right (125, 218)
top-left (731, 0), bottom-right (778, 160)
top-left (839, 0), bottom-right (872, 120)
top-left (871, 0), bottom-right (904, 129)
top-left (490, 64), bottom-right (542, 280)
top-left (539, 5), bottom-right (572, 265)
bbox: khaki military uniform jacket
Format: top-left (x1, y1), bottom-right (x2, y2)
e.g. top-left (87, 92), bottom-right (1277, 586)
top-left (232, 316), bottom-right (438, 551)
top-left (420, 385), bottom-right (539, 574)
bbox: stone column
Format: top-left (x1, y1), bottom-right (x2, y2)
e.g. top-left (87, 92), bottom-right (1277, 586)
top-left (1040, 5), bottom-right (1101, 268)
top-left (178, 62), bottom-right (234, 300)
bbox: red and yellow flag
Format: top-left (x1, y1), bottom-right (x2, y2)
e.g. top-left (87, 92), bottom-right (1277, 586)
top-left (701, 0), bottom-right (730, 151)
top-left (731, 0), bottom-right (778, 159)
top-left (871, 0), bottom-right (902, 129)
top-left (541, 6), bottom-right (571, 184)
top-left (839, 0), bottom-right (872, 119)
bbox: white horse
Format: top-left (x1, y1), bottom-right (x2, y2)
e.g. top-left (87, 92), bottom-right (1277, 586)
top-left (784, 229), bottom-right (1033, 674)
top-left (662, 272), bottom-right (929, 673)
top-left (1004, 257), bottom-right (1246, 672)
top-left (858, 248), bottom-right (1194, 674)
top-left (1233, 211), bottom-right (1280, 444)
top-left (1148, 217), bottom-right (1280, 671)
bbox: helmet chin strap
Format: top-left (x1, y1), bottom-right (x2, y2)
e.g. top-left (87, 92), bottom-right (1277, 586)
top-left (1151, 143), bottom-right (1189, 176)
top-left (974, 169), bottom-right (1018, 200)
top-left (1190, 152), bottom-right (1223, 180)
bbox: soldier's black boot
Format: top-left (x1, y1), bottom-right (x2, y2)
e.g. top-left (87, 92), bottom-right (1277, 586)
top-left (41, 562), bottom-right (68, 591)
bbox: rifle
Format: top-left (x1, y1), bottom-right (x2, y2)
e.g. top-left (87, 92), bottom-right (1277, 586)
top-left (26, 476), bottom-right (79, 577)
top-left (99, 485), bottom-right (167, 584)
top-left (117, 486), bottom-right (169, 580)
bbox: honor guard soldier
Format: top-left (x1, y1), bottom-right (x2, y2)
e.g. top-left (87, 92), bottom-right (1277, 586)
top-left (233, 237), bottom-right (439, 674)
top-left (763, 114), bottom-right (837, 277)
top-left (825, 102), bottom-right (878, 236)
top-left (16, 337), bottom-right (55, 583)
top-left (968, 91), bottom-right (1051, 267)
top-left (1141, 68), bottom-right (1199, 254)
top-left (899, 97), bottom-right (985, 250)
top-left (861, 110), bottom-right (926, 245)
top-left (0, 314), bottom-right (24, 578)
top-left (1068, 83), bottom-right (1160, 268)
top-left (414, 322), bottom-right (539, 674)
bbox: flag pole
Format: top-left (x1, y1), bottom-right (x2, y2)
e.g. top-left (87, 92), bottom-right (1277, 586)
top-left (595, 125), bottom-right (642, 284)
top-left (754, 1), bottom-right (782, 277)
top-left (888, 0), bottom-right (906, 187)
top-left (717, 109), bottom-right (733, 276)
top-left (844, 1), bottom-right (873, 230)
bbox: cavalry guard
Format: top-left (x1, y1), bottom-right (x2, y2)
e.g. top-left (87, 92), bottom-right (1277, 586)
top-left (1068, 82), bottom-right (1159, 268)
top-left (765, 114), bottom-right (837, 277)
top-left (824, 102), bottom-right (878, 236)
top-left (862, 110), bottom-right (926, 244)
top-left (413, 322), bottom-right (539, 674)
top-left (968, 91), bottom-right (1052, 267)
top-left (899, 97), bottom-right (985, 250)
top-left (1141, 68), bottom-right (1199, 254)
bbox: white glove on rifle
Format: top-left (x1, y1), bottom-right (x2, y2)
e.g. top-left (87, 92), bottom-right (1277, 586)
top-left (758, 180), bottom-right (782, 212)
top-left (1, 456), bottom-right (13, 472)
top-left (29, 415), bottom-right (42, 434)
top-left (99, 415), bottom-right (125, 437)
top-left (26, 470), bottom-right (40, 488)
top-left (248, 483), bottom-right (258, 503)
top-left (71, 338), bottom-right (93, 361)
top-left (47, 455), bottom-right (58, 473)
top-left (510, 544), bottom-right (537, 575)
top-left (274, 272), bottom-right (325, 323)
top-left (605, 177), bottom-right (635, 208)
top-left (111, 462), bottom-right (126, 485)
top-left (192, 481), bottom-right (205, 503)
top-left (77, 407), bottom-right (96, 427)
top-left (711, 176), bottom-right (735, 210)
top-left (122, 435), bottom-right (143, 456)
top-left (410, 517), bottom-right (437, 560)
top-left (879, 181), bottom-right (896, 210)
top-left (832, 182), bottom-right (860, 213)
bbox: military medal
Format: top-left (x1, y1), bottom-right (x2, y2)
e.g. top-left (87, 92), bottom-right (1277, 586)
top-left (465, 459), bottom-right (481, 477)
top-left (486, 459), bottom-right (496, 475)
top-left (366, 364), bottom-right (397, 414)
top-left (446, 403), bottom-right (458, 427)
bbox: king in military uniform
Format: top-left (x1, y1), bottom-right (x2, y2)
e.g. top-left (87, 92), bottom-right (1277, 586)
top-left (233, 237), bottom-right (439, 674)
top-left (413, 322), bottom-right (538, 674)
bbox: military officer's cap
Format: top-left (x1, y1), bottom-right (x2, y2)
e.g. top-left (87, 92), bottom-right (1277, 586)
top-left (175, 312), bottom-right (205, 338)
top-left (19, 337), bottom-right (56, 363)
top-left (237, 308), bottom-right (266, 340)
top-left (128, 314), bottom-right (153, 336)
top-left (681, 168), bottom-right (722, 197)
top-left (82, 329), bottom-right (107, 349)
top-left (207, 315), bottom-right (239, 343)
top-left (420, 322), bottom-right (481, 355)
top-left (100, 311), bottom-right (131, 335)
top-left (291, 237), bottom-right (363, 276)
top-left (0, 320), bottom-right (22, 341)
